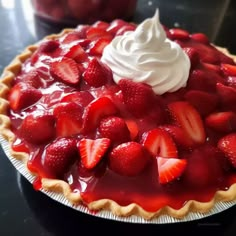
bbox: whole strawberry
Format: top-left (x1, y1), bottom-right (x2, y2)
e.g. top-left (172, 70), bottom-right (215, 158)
top-left (44, 137), bottom-right (78, 177)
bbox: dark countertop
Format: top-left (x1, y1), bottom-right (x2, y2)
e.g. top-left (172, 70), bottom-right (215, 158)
top-left (1, 0), bottom-right (236, 235)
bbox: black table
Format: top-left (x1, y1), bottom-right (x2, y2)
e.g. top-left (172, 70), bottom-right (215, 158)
top-left (1, 0), bottom-right (236, 235)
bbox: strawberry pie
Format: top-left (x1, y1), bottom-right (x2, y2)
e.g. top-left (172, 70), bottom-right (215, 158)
top-left (1, 10), bottom-right (236, 220)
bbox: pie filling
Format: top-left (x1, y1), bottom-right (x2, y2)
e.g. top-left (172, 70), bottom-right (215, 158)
top-left (6, 13), bottom-right (236, 214)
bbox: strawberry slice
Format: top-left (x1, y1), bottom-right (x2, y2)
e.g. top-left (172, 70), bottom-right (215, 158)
top-left (221, 63), bottom-right (236, 76)
top-left (107, 19), bottom-right (132, 35)
top-left (157, 157), bottom-right (187, 184)
top-left (83, 58), bottom-right (112, 87)
top-left (64, 44), bottom-right (87, 63)
top-left (79, 138), bottom-right (111, 169)
top-left (182, 47), bottom-right (200, 69)
top-left (168, 101), bottom-right (206, 144)
top-left (44, 137), bottom-right (78, 177)
top-left (50, 57), bottom-right (80, 85)
top-left (216, 83), bottom-right (236, 107)
top-left (8, 82), bottom-right (42, 111)
top-left (190, 33), bottom-right (209, 44)
top-left (19, 112), bottom-right (55, 144)
top-left (109, 142), bottom-right (150, 176)
top-left (142, 128), bottom-right (178, 158)
top-left (53, 102), bottom-right (83, 137)
top-left (205, 111), bottom-right (236, 133)
top-left (89, 38), bottom-right (112, 56)
top-left (169, 28), bottom-right (190, 40)
top-left (218, 133), bottom-right (236, 168)
top-left (116, 24), bottom-right (136, 36)
top-left (86, 27), bottom-right (112, 41)
top-left (125, 119), bottom-right (139, 141)
top-left (118, 79), bottom-right (156, 117)
top-left (92, 21), bottom-right (110, 30)
top-left (83, 97), bottom-right (118, 132)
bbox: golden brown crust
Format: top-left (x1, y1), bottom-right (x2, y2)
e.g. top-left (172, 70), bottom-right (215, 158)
top-left (0, 30), bottom-right (236, 220)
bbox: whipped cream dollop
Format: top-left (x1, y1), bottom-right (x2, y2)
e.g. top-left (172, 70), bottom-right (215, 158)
top-left (101, 10), bottom-right (190, 95)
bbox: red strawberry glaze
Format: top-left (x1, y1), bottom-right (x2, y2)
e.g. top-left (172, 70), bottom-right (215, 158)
top-left (8, 21), bottom-right (236, 213)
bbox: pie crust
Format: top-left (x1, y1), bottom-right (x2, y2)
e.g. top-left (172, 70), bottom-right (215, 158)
top-left (1, 29), bottom-right (236, 220)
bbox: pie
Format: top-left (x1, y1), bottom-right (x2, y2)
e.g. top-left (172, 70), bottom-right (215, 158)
top-left (1, 11), bottom-right (236, 220)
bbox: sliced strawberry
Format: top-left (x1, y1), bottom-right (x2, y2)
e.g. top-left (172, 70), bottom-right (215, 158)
top-left (89, 38), bottom-right (112, 56)
top-left (8, 82), bottom-right (42, 111)
top-left (118, 79), bottom-right (156, 117)
top-left (92, 21), bottom-right (110, 30)
top-left (142, 128), bottom-right (178, 158)
top-left (83, 58), bottom-right (112, 87)
top-left (62, 31), bottom-right (85, 44)
top-left (182, 47), bottom-right (200, 69)
top-left (218, 133), bottom-right (236, 168)
top-left (64, 44), bottom-right (87, 63)
top-left (16, 69), bottom-right (43, 88)
top-left (191, 33), bottom-right (209, 44)
top-left (106, 19), bottom-right (128, 35)
top-left (109, 142), bottom-right (150, 176)
top-left (53, 102), bottom-right (83, 137)
top-left (50, 57), bottom-right (80, 85)
top-left (19, 112), bottom-right (55, 144)
top-left (169, 28), bottom-right (190, 40)
top-left (159, 125), bottom-right (194, 148)
top-left (116, 24), bottom-right (136, 36)
top-left (83, 97), bottom-right (118, 132)
top-left (44, 137), bottom-right (78, 177)
top-left (79, 138), bottom-right (111, 169)
top-left (202, 63), bottom-right (221, 74)
top-left (86, 27), bottom-right (112, 41)
top-left (216, 83), bottom-right (236, 107)
top-left (168, 101), bottom-right (206, 144)
top-left (205, 111), bottom-right (236, 133)
top-left (99, 116), bottom-right (130, 144)
top-left (61, 91), bottom-right (94, 107)
top-left (157, 157), bottom-right (187, 184)
top-left (221, 63), bottom-right (236, 76)
top-left (184, 90), bottom-right (219, 116)
top-left (124, 119), bottom-right (139, 141)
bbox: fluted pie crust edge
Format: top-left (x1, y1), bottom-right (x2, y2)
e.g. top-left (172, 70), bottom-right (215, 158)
top-left (1, 29), bottom-right (236, 220)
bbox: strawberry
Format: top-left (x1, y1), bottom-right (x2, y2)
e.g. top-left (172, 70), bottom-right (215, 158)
top-left (157, 157), bottom-right (187, 184)
top-left (216, 83), bottom-right (236, 107)
top-left (50, 57), bottom-right (80, 85)
top-left (86, 27), bottom-right (112, 41)
top-left (107, 19), bottom-right (128, 35)
top-left (205, 111), bottom-right (236, 133)
top-left (183, 47), bottom-right (200, 69)
top-left (168, 28), bottom-right (190, 40)
top-left (62, 31), bottom-right (85, 44)
top-left (53, 102), bottom-right (83, 137)
top-left (92, 21), bottom-right (110, 30)
top-left (8, 82), bottom-right (42, 111)
top-left (124, 119), bottom-right (139, 140)
top-left (44, 137), bottom-right (78, 177)
top-left (83, 97), bottom-right (118, 132)
top-left (159, 125), bottom-right (194, 148)
top-left (61, 91), bottom-right (94, 107)
top-left (19, 112), bottom-right (55, 144)
top-left (191, 33), bottom-right (209, 44)
top-left (218, 133), bottom-right (236, 168)
top-left (64, 44), bottom-right (87, 63)
top-left (99, 116), bottom-right (130, 144)
top-left (184, 90), bottom-right (219, 116)
top-left (168, 101), bottom-right (206, 144)
top-left (109, 142), bottom-right (150, 176)
top-left (118, 79), bottom-right (156, 117)
top-left (83, 58), bottom-right (112, 87)
top-left (79, 138), bottom-right (111, 169)
top-left (116, 24), bottom-right (136, 36)
top-left (142, 128), bottom-right (178, 158)
top-left (89, 38), bottom-right (111, 56)
top-left (221, 63), bottom-right (236, 76)
top-left (202, 63), bottom-right (221, 74)
top-left (16, 69), bottom-right (43, 88)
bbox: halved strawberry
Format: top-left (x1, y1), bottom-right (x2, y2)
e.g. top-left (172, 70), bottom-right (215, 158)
top-left (216, 83), bottom-right (236, 107)
top-left (99, 116), bottom-right (130, 144)
top-left (83, 58), bottom-right (112, 87)
top-left (218, 133), bottom-right (236, 168)
top-left (53, 102), bottom-right (83, 137)
top-left (8, 82), bottom-right (42, 111)
top-left (221, 63), bottom-right (236, 76)
top-left (157, 157), bottom-right (187, 184)
top-left (86, 27), bottom-right (112, 41)
top-left (124, 119), bottom-right (139, 141)
top-left (16, 69), bottom-right (43, 88)
top-left (19, 112), bottom-right (55, 144)
top-left (83, 97), bottom-right (118, 132)
top-left (109, 142), bottom-right (150, 176)
top-left (118, 79), bottom-right (156, 117)
top-left (64, 44), bottom-right (87, 63)
top-left (205, 111), bottom-right (236, 133)
top-left (44, 137), bottom-right (78, 177)
top-left (142, 128), bottom-right (178, 158)
top-left (79, 138), bottom-right (111, 169)
top-left (50, 57), bottom-right (80, 85)
top-left (168, 28), bottom-right (190, 40)
top-left (168, 101), bottom-right (206, 144)
top-left (61, 91), bottom-right (94, 107)
top-left (184, 90), bottom-right (219, 116)
top-left (89, 38), bottom-right (112, 56)
top-left (191, 33), bottom-right (209, 44)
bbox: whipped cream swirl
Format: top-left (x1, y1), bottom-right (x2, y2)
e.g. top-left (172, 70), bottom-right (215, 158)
top-left (101, 10), bottom-right (190, 95)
